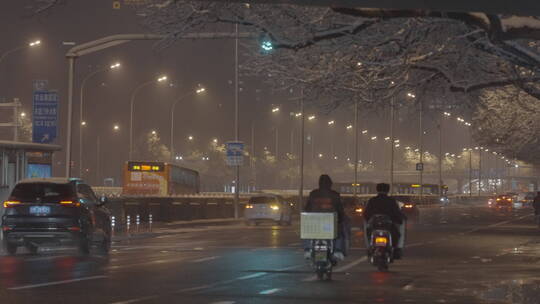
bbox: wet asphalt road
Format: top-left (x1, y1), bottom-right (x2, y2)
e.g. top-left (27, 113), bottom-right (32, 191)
top-left (2, 201), bottom-right (540, 304)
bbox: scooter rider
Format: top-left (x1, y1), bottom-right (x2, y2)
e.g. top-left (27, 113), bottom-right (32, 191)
top-left (304, 174), bottom-right (347, 261)
top-left (364, 183), bottom-right (405, 259)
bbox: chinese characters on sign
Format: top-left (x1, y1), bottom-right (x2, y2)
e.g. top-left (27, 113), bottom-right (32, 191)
top-left (32, 91), bottom-right (58, 144)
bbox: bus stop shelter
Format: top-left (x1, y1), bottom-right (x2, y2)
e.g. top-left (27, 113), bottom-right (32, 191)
top-left (0, 140), bottom-right (61, 218)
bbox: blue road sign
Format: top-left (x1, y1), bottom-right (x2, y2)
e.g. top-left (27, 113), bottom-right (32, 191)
top-left (226, 141), bottom-right (244, 166)
top-left (32, 91), bottom-right (58, 144)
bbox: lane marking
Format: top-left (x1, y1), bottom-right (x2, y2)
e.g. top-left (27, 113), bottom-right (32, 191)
top-left (237, 272), bottom-right (266, 280)
top-left (9, 275), bottom-right (107, 290)
top-left (110, 295), bottom-right (159, 304)
top-left (303, 256), bottom-right (368, 282)
top-left (259, 288), bottom-right (281, 295)
top-left (211, 301), bottom-right (236, 304)
top-left (191, 256), bottom-right (220, 263)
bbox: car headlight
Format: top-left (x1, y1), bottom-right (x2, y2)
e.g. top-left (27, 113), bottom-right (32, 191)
top-left (270, 205), bottom-right (279, 210)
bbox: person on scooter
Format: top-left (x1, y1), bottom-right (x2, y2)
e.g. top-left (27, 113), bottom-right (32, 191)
top-left (304, 174), bottom-right (348, 261)
top-left (364, 183), bottom-right (405, 259)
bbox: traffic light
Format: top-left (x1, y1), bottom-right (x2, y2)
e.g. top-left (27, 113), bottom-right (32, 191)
top-left (258, 33), bottom-right (274, 53)
top-left (261, 40), bottom-right (273, 52)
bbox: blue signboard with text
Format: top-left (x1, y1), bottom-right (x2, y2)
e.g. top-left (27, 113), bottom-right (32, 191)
top-left (226, 141), bottom-right (244, 166)
top-left (32, 91), bottom-right (58, 144)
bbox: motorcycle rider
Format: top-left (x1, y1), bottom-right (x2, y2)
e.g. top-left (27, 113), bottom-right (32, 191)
top-left (364, 183), bottom-right (405, 259)
top-left (304, 174), bottom-right (347, 261)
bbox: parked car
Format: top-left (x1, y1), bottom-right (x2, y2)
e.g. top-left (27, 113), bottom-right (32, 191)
top-left (1, 178), bottom-right (111, 255)
top-left (244, 194), bottom-right (292, 226)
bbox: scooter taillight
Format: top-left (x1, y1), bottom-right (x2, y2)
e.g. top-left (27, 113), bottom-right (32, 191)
top-left (375, 237), bottom-right (388, 246)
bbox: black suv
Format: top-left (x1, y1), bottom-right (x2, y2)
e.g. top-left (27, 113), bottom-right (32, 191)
top-left (2, 178), bottom-right (111, 255)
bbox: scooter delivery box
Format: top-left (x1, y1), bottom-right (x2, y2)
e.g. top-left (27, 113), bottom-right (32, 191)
top-left (300, 212), bottom-right (337, 239)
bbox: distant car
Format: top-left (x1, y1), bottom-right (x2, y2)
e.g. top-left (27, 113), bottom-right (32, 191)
top-left (342, 196), bottom-right (364, 227)
top-left (244, 194), bottom-right (292, 226)
top-left (1, 178), bottom-right (112, 255)
top-left (517, 192), bottom-right (535, 208)
top-left (494, 194), bottom-right (514, 211)
top-left (487, 197), bottom-right (496, 208)
top-left (394, 195), bottom-right (420, 218)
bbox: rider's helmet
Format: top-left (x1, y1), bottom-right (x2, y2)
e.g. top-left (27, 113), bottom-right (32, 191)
top-left (376, 183), bottom-right (390, 194)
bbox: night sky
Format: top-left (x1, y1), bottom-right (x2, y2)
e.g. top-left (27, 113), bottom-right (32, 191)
top-left (0, 1), bottom-right (473, 187)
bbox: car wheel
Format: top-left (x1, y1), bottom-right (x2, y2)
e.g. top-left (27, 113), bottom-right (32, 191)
top-left (79, 236), bottom-right (91, 255)
top-left (4, 242), bottom-right (17, 255)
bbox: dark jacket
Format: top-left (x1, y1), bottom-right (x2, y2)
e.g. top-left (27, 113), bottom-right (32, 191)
top-left (304, 188), bottom-right (345, 224)
top-left (533, 195), bottom-right (540, 215)
top-left (364, 193), bottom-right (404, 224)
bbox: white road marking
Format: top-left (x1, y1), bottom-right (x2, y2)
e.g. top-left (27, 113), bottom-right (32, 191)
top-left (237, 272), bottom-right (266, 280)
top-left (9, 275), bottom-right (107, 290)
top-left (259, 288), bottom-right (281, 295)
top-left (303, 256), bottom-right (368, 282)
top-left (211, 301), bottom-right (236, 304)
top-left (110, 295), bottom-right (159, 304)
top-left (191, 256), bottom-right (220, 263)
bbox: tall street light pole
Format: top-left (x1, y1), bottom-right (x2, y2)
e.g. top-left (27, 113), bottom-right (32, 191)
top-left (390, 96), bottom-right (395, 195)
top-left (79, 62), bottom-right (121, 178)
top-left (354, 99), bottom-right (359, 198)
top-left (299, 89), bottom-right (305, 209)
top-left (234, 23), bottom-right (240, 219)
top-left (0, 40), bottom-right (41, 66)
top-left (129, 75), bottom-right (168, 160)
top-left (170, 86), bottom-right (206, 161)
top-left (64, 32), bottom-right (255, 177)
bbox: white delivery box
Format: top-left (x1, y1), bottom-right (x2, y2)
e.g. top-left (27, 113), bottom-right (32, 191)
top-left (300, 212), bottom-right (337, 239)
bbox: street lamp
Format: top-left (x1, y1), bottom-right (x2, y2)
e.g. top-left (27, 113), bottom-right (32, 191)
top-left (20, 112), bottom-right (26, 118)
top-left (151, 130), bottom-right (157, 135)
top-left (213, 138), bottom-right (218, 144)
top-left (79, 61), bottom-right (121, 177)
top-left (188, 135), bottom-right (194, 141)
top-left (113, 124), bottom-right (120, 131)
top-left (129, 75), bottom-right (168, 159)
top-left (0, 39), bottom-right (42, 66)
top-left (170, 85), bottom-right (206, 162)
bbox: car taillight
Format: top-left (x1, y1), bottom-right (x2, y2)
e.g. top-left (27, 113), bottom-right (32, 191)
top-left (3, 200), bottom-right (21, 208)
top-left (60, 200), bottom-right (81, 207)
